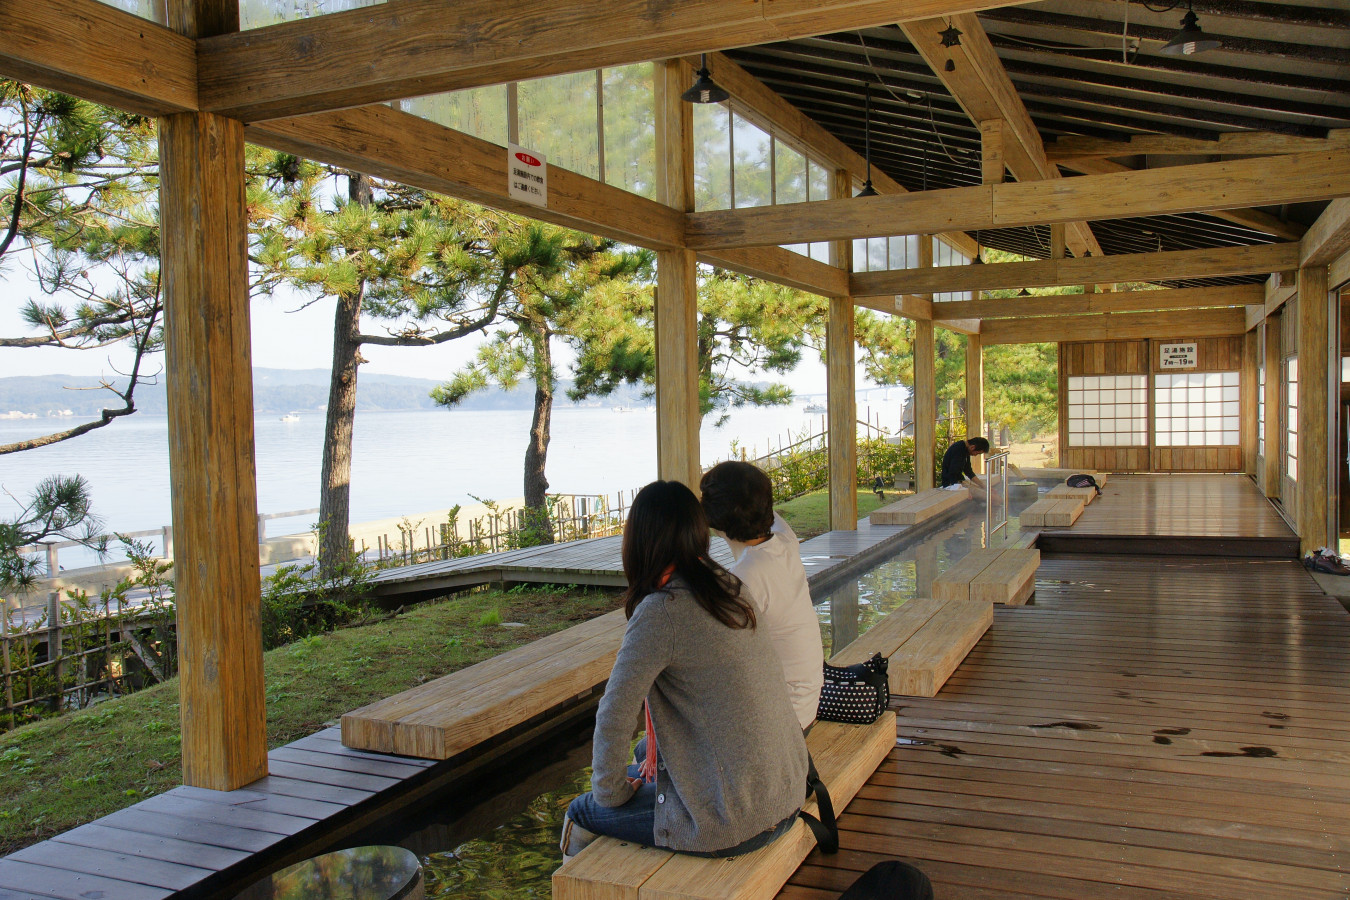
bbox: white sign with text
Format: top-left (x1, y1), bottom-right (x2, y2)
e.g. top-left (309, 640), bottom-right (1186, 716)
top-left (1159, 342), bottom-right (1198, 369)
top-left (508, 144), bottom-right (548, 208)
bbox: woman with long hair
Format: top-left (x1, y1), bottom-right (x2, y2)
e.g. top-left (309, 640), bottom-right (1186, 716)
top-left (560, 480), bottom-right (808, 859)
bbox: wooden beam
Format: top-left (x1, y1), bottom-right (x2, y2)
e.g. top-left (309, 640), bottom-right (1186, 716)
top-left (248, 106), bottom-right (683, 251)
top-left (196, 0), bottom-right (1029, 123)
top-left (914, 237), bottom-right (936, 492)
top-left (1266, 272), bottom-right (1298, 316)
top-left (901, 14), bottom-right (1101, 258)
top-left (1332, 248), bottom-right (1350, 291)
top-left (1047, 130), bottom-right (1350, 162)
top-left (980, 308), bottom-right (1246, 344)
top-left (701, 52), bottom-right (977, 259)
top-left (853, 243), bottom-right (1299, 298)
top-left (699, 247), bottom-right (848, 299)
top-left (1297, 262), bottom-right (1331, 554)
top-left (0, 0), bottom-right (196, 116)
top-left (935, 284), bottom-right (1263, 320)
top-left (654, 61), bottom-right (700, 491)
top-left (979, 120), bottom-right (1005, 185)
top-left (966, 333), bottom-right (983, 473)
top-left (1302, 198), bottom-right (1350, 269)
top-left (685, 151), bottom-right (1350, 251)
top-left (828, 169), bottom-right (857, 530)
top-left (1058, 157), bottom-right (1306, 241)
top-left (936, 318), bottom-right (981, 336)
top-left (160, 0), bottom-right (266, 793)
top-left (1246, 304), bottom-right (1267, 332)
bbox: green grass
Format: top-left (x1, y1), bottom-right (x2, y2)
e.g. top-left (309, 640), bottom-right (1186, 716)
top-left (0, 584), bottom-right (620, 856)
top-left (776, 488), bottom-right (903, 540)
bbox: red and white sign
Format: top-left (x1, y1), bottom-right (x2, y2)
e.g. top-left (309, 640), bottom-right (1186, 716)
top-left (508, 143), bottom-right (548, 208)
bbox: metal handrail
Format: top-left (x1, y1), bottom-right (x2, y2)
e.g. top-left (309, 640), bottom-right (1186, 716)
top-left (984, 450), bottom-right (1011, 547)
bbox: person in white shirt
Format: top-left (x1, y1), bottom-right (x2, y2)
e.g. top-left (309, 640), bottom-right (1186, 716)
top-left (700, 461), bottom-right (824, 730)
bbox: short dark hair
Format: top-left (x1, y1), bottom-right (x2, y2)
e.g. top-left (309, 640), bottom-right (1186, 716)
top-left (621, 480), bottom-right (755, 629)
top-left (699, 461), bottom-right (774, 542)
top-left (968, 437), bottom-right (991, 453)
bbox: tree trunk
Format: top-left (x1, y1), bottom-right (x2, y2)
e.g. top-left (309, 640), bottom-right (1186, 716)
top-left (317, 172), bottom-right (372, 576)
top-left (523, 322), bottom-right (554, 544)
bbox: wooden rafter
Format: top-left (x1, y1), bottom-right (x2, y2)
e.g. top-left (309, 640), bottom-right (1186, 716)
top-left (685, 151), bottom-right (1350, 250)
top-left (1047, 130), bottom-right (1350, 162)
top-left (195, 0), bottom-right (1033, 122)
top-left (980, 307), bottom-right (1246, 344)
top-left (0, 0), bottom-right (196, 116)
top-left (851, 243), bottom-right (1299, 297)
top-left (931, 284), bottom-right (1265, 320)
top-left (900, 13), bottom-right (1103, 258)
top-left (1302, 198), bottom-right (1350, 269)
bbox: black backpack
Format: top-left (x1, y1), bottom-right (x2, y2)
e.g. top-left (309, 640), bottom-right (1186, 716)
top-left (1065, 473), bottom-right (1102, 495)
top-left (837, 861), bottom-right (935, 900)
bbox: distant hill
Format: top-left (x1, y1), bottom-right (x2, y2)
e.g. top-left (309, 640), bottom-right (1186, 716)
top-left (0, 369), bottom-right (651, 417)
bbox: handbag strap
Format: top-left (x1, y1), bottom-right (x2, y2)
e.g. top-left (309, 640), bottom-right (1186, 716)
top-left (799, 752), bottom-right (839, 854)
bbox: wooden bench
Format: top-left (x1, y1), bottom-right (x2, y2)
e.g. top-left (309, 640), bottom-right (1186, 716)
top-left (1016, 467), bottom-right (1107, 485)
top-left (869, 488), bottom-right (966, 526)
top-left (1046, 484), bottom-right (1099, 505)
top-left (552, 711), bottom-right (896, 900)
top-left (1020, 497), bottom-right (1086, 528)
top-left (342, 608), bottom-right (628, 758)
top-left (827, 596), bottom-right (990, 696)
top-left (932, 548), bottom-right (1040, 606)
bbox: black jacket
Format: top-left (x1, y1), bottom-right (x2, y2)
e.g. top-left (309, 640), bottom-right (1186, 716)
top-left (940, 442), bottom-right (976, 487)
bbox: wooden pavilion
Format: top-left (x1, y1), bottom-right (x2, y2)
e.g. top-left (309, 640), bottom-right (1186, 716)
top-left (3, 0), bottom-right (1347, 821)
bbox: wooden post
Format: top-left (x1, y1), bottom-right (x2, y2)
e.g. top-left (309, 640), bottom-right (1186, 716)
top-left (828, 168), bottom-right (857, 530)
top-left (979, 120), bottom-right (1004, 185)
top-left (1050, 224), bottom-right (1066, 261)
top-left (966, 332), bottom-right (984, 474)
top-left (1264, 315), bottom-right (1282, 497)
top-left (830, 582), bottom-right (860, 656)
top-left (654, 60), bottom-right (701, 490)
top-left (1298, 263), bottom-right (1332, 553)
top-left (1242, 329), bottom-right (1259, 478)
top-left (160, 0), bottom-right (266, 791)
top-left (46, 591), bottom-right (61, 711)
top-left (915, 237), bottom-right (937, 491)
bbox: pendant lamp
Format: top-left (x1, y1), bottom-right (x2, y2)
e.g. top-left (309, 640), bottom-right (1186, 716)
top-left (682, 54), bottom-right (730, 104)
top-left (856, 82), bottom-right (879, 198)
top-left (1159, 2), bottom-right (1222, 57)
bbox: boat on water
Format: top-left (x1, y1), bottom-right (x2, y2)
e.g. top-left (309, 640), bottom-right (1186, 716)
top-left (803, 402), bottom-right (826, 413)
top-left (279, 412), bottom-right (301, 422)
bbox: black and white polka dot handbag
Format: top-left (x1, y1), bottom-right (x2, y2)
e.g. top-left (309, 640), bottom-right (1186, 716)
top-left (816, 653), bottom-right (889, 724)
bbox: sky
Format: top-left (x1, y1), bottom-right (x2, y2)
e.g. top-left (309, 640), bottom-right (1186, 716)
top-left (0, 266), bottom-right (838, 396)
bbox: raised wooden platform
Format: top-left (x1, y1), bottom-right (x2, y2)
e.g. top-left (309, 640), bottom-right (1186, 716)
top-left (869, 490), bottom-right (968, 526)
top-left (933, 549), bottom-right (1040, 606)
top-left (1045, 484), bottom-right (1098, 505)
top-left (785, 554), bottom-right (1350, 900)
top-left (1034, 474), bottom-right (1300, 558)
top-left (1019, 497), bottom-right (1085, 528)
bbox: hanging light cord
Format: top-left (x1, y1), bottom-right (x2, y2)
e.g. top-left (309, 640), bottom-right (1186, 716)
top-left (857, 30), bottom-right (963, 165)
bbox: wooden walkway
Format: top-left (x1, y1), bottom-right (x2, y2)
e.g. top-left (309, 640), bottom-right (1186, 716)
top-left (1035, 474), bottom-right (1300, 558)
top-left (787, 554), bottom-right (1350, 900)
top-left (368, 514), bottom-right (961, 599)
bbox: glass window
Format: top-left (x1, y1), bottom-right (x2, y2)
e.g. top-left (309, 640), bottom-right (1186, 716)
top-left (774, 142), bottom-right (807, 206)
top-left (808, 160), bottom-right (830, 202)
top-left (1068, 375), bottom-right (1148, 447)
top-left (1287, 358), bottom-right (1299, 480)
top-left (98, 0), bottom-right (165, 21)
top-left (241, 0), bottom-right (382, 29)
top-left (852, 239), bottom-right (870, 272)
top-left (519, 72), bottom-right (600, 180)
top-left (693, 103), bottom-right (731, 211)
top-left (603, 64), bottom-right (656, 200)
top-left (401, 85), bottom-right (509, 146)
top-left (1258, 364), bottom-right (1266, 458)
top-left (1154, 372), bottom-right (1241, 447)
top-left (731, 113), bottom-right (771, 208)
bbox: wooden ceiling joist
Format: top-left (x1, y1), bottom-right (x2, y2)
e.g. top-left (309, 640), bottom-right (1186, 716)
top-left (981, 307), bottom-right (1247, 345)
top-left (851, 243), bottom-right (1300, 298)
top-left (1302, 198), bottom-right (1350, 269)
top-left (0, 0), bottom-right (197, 116)
top-left (700, 246), bottom-right (849, 299)
top-left (685, 150), bottom-right (1350, 250)
top-left (900, 13), bottom-right (1102, 258)
top-left (1047, 131), bottom-right (1350, 163)
top-left (195, 0), bottom-right (1032, 123)
top-left (932, 284), bottom-right (1265, 320)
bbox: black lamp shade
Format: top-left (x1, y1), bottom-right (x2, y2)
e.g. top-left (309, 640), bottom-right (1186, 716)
top-left (681, 60), bottom-right (729, 104)
top-left (1159, 9), bottom-right (1221, 56)
top-left (856, 181), bottom-right (879, 198)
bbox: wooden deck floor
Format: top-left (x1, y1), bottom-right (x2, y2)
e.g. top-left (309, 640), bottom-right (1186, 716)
top-left (1035, 474), bottom-right (1300, 558)
top-left (787, 554), bottom-right (1350, 900)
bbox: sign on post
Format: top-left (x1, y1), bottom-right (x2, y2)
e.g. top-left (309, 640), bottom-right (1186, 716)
top-left (508, 144), bottom-right (548, 208)
top-left (1159, 342), bottom-right (1198, 369)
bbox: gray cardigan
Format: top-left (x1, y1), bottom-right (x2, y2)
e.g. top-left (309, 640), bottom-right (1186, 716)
top-left (591, 577), bottom-right (809, 853)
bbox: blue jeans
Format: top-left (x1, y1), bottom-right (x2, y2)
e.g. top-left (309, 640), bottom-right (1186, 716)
top-left (566, 764), bottom-right (799, 858)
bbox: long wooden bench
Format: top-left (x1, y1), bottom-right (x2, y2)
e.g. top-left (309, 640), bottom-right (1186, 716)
top-left (869, 488), bottom-right (966, 525)
top-left (828, 596), bottom-right (992, 696)
top-left (932, 548), bottom-right (1041, 606)
top-left (552, 711), bottom-right (896, 900)
top-left (342, 608), bottom-right (628, 758)
top-left (1016, 467), bottom-right (1108, 486)
top-left (1020, 496), bottom-right (1086, 528)
top-left (1046, 484), bottom-right (1099, 505)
